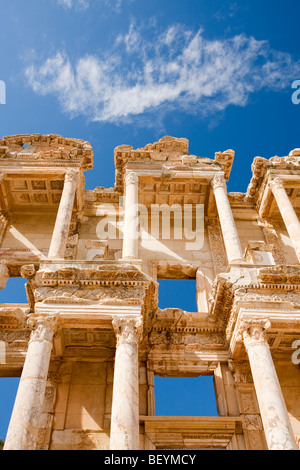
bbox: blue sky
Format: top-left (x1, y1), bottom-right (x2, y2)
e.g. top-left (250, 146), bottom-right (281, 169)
top-left (0, 0), bottom-right (299, 442)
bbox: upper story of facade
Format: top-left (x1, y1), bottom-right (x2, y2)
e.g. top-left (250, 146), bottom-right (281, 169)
top-left (0, 133), bottom-right (300, 379)
top-left (0, 133), bottom-right (299, 281)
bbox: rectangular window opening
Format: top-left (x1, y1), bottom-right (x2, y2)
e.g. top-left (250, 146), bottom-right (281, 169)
top-left (158, 279), bottom-right (197, 312)
top-left (0, 377), bottom-right (20, 444)
top-left (154, 375), bottom-right (219, 417)
top-left (0, 277), bottom-right (28, 304)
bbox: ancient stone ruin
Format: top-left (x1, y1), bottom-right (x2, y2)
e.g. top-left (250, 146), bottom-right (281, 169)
top-left (0, 134), bottom-right (300, 450)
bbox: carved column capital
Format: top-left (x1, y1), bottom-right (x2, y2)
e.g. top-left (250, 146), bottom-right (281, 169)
top-left (20, 264), bottom-right (36, 280)
top-left (269, 177), bottom-right (285, 192)
top-left (65, 169), bottom-right (79, 184)
top-left (112, 315), bottom-right (143, 346)
top-left (125, 172), bottom-right (139, 186)
top-left (27, 314), bottom-right (59, 343)
top-left (238, 318), bottom-right (271, 350)
top-left (211, 174), bottom-right (226, 191)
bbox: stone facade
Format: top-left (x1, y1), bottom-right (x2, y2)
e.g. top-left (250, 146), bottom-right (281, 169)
top-left (0, 134), bottom-right (300, 450)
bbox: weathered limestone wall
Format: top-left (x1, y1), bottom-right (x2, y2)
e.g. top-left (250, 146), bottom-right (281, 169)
top-left (235, 219), bottom-right (265, 252)
top-left (275, 361), bottom-right (300, 444)
top-left (50, 360), bottom-right (113, 450)
top-left (1, 135), bottom-right (300, 451)
top-left (1, 212), bottom-right (56, 254)
top-left (275, 222), bottom-right (299, 265)
top-left (47, 359), bottom-right (154, 450)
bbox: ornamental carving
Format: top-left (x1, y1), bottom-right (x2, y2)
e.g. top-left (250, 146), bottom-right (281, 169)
top-left (125, 172), bottom-right (139, 185)
top-left (2, 134), bottom-right (300, 451)
top-left (269, 177), bottom-right (285, 192)
top-left (27, 314), bottom-right (59, 343)
top-left (211, 174), bottom-right (226, 191)
top-left (65, 170), bottom-right (79, 184)
top-left (228, 361), bottom-right (253, 383)
top-left (112, 316), bottom-right (143, 346)
top-left (243, 415), bottom-right (263, 431)
top-left (258, 218), bottom-right (286, 265)
top-left (207, 219), bottom-right (228, 275)
top-left (237, 318), bottom-right (271, 349)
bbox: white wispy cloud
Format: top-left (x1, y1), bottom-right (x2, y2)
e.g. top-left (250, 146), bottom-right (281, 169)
top-left (57, 0), bottom-right (125, 12)
top-left (58, 0), bottom-right (90, 10)
top-left (24, 22), bottom-right (300, 125)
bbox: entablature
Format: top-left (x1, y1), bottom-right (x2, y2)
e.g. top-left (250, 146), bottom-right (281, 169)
top-left (114, 136), bottom-right (234, 193)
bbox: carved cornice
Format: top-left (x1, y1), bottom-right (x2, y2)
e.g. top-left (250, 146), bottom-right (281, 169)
top-left (246, 150), bottom-right (300, 204)
top-left (37, 265), bottom-right (150, 288)
top-left (208, 266), bottom-right (300, 345)
top-left (258, 265), bottom-right (300, 285)
top-left (0, 307), bottom-right (29, 330)
top-left (214, 150), bottom-right (235, 181)
top-left (0, 134), bottom-right (93, 171)
top-left (113, 136), bottom-right (234, 192)
top-left (149, 308), bottom-right (220, 337)
top-left (30, 263), bottom-right (158, 321)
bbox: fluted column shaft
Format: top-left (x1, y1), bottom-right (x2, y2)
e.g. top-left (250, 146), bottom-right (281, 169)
top-left (48, 170), bottom-right (78, 259)
top-left (122, 172), bottom-right (139, 259)
top-left (4, 315), bottom-right (58, 450)
top-left (241, 319), bottom-right (297, 450)
top-left (211, 175), bottom-right (245, 264)
top-left (269, 177), bottom-right (300, 262)
top-left (110, 316), bottom-right (142, 450)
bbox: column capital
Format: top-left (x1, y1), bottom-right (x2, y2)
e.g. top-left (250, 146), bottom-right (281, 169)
top-left (20, 264), bottom-right (36, 280)
top-left (112, 315), bottom-right (143, 346)
top-left (238, 318), bottom-right (271, 350)
top-left (125, 171), bottom-right (139, 186)
top-left (27, 314), bottom-right (59, 343)
top-left (269, 177), bottom-right (285, 192)
top-left (211, 174), bottom-right (226, 191)
top-left (65, 169), bottom-right (79, 184)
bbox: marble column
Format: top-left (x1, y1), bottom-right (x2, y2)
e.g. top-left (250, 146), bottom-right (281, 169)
top-left (0, 263), bottom-right (9, 289)
top-left (240, 318), bottom-right (298, 450)
top-left (48, 170), bottom-right (78, 259)
top-left (269, 177), bottom-right (300, 262)
top-left (211, 175), bottom-right (245, 265)
top-left (122, 172), bottom-right (139, 259)
top-left (4, 315), bottom-right (58, 450)
top-left (110, 315), bottom-right (142, 450)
